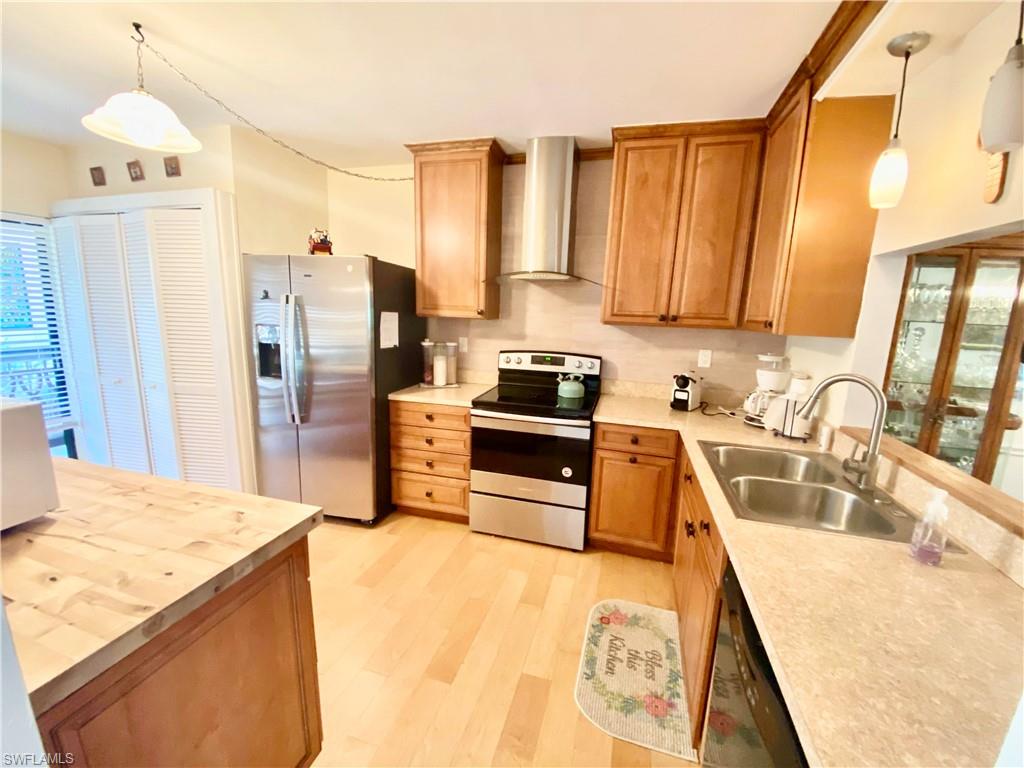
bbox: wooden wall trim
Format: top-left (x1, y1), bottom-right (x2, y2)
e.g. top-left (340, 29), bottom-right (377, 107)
top-left (767, 1), bottom-right (888, 126)
top-left (406, 137), bottom-right (502, 155)
top-left (611, 118), bottom-right (767, 142)
top-left (504, 146), bottom-right (614, 165)
top-left (840, 427), bottom-right (1024, 537)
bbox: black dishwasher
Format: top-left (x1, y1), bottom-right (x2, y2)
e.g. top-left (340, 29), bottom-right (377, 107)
top-left (701, 563), bottom-right (807, 768)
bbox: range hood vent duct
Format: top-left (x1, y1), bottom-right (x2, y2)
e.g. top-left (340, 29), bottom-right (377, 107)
top-left (503, 136), bottom-right (580, 281)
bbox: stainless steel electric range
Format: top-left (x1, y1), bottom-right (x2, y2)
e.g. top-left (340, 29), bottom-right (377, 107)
top-left (469, 351), bottom-right (601, 550)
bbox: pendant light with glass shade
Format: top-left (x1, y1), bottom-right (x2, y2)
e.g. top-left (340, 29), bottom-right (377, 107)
top-left (869, 32), bottom-right (930, 210)
top-left (81, 23), bottom-right (201, 153)
top-left (980, 0), bottom-right (1024, 153)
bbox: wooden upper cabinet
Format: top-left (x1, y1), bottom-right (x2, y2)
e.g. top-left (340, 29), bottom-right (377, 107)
top-left (602, 137), bottom-right (686, 325)
top-left (407, 139), bottom-right (504, 319)
top-left (741, 83), bottom-right (894, 337)
top-left (741, 80), bottom-right (811, 332)
top-left (602, 121), bottom-right (764, 328)
top-left (670, 132), bottom-right (763, 327)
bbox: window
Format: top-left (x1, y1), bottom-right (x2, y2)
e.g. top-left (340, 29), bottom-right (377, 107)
top-left (0, 215), bottom-right (77, 457)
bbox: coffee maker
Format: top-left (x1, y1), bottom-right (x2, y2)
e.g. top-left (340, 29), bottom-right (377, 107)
top-left (743, 355), bottom-right (791, 428)
top-left (671, 372), bottom-right (702, 412)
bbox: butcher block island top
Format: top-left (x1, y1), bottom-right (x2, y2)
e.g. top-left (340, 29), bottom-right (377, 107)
top-left (1, 458), bottom-right (322, 714)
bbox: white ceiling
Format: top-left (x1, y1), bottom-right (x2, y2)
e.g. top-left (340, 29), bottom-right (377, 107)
top-left (820, 1), bottom-right (1003, 98)
top-left (1, 2), bottom-right (841, 166)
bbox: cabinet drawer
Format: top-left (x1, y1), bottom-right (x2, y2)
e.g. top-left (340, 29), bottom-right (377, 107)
top-left (391, 448), bottom-right (470, 480)
top-left (390, 425), bottom-right (471, 455)
top-left (595, 423), bottom-right (679, 458)
top-left (391, 471), bottom-right (469, 518)
top-left (390, 401), bottom-right (470, 432)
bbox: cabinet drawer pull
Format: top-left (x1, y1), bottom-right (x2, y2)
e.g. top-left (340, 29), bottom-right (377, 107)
top-left (425, 437), bottom-right (434, 446)
top-left (425, 413), bottom-right (435, 422)
top-left (425, 490), bottom-right (433, 498)
top-left (630, 435), bottom-right (639, 445)
top-left (669, 314), bottom-right (678, 322)
top-left (685, 521), bottom-right (696, 537)
top-left (684, 472), bottom-right (693, 483)
top-left (658, 314), bottom-right (667, 322)
top-left (629, 456), bottom-right (637, 464)
top-left (476, 309), bottom-right (484, 316)
top-left (425, 460), bottom-right (434, 469)
top-left (700, 520), bottom-right (710, 534)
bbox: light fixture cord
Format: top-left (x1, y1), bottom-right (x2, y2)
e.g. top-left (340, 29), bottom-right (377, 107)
top-left (136, 29), bottom-right (412, 182)
top-left (136, 40), bottom-right (145, 90)
top-left (892, 49), bottom-right (910, 140)
top-left (1017, 0), bottom-right (1023, 45)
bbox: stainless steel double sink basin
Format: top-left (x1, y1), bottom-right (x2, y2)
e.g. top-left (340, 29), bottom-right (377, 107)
top-left (700, 442), bottom-right (963, 550)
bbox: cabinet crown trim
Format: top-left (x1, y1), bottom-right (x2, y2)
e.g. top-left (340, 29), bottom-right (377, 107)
top-left (406, 138), bottom-right (505, 156)
top-left (612, 118), bottom-right (767, 142)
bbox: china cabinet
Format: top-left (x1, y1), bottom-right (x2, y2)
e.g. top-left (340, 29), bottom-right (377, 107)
top-left (883, 234), bottom-right (1023, 489)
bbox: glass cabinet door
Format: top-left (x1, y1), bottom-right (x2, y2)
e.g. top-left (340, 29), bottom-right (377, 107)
top-left (933, 256), bottom-right (1022, 475)
top-left (884, 254), bottom-right (961, 447)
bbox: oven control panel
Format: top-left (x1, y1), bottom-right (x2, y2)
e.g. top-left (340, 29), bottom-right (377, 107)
top-left (497, 351), bottom-right (601, 375)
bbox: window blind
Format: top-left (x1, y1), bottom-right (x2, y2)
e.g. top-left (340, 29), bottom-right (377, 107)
top-left (1, 216), bottom-right (76, 432)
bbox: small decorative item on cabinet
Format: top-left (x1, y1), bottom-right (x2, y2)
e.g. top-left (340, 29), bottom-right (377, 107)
top-left (307, 228), bottom-right (332, 255)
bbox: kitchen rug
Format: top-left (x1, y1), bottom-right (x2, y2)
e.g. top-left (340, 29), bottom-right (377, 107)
top-left (574, 599), bottom-right (697, 762)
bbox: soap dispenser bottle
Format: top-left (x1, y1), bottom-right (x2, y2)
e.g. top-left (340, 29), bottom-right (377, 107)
top-left (910, 489), bottom-right (949, 566)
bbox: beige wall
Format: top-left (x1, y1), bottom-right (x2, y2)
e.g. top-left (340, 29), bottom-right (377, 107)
top-left (230, 126), bottom-right (328, 255)
top-left (327, 164), bottom-right (414, 266)
top-left (430, 160), bottom-right (784, 402)
top-left (63, 126), bottom-right (234, 198)
top-left (787, 3), bottom-right (1024, 427)
top-left (0, 130), bottom-right (69, 218)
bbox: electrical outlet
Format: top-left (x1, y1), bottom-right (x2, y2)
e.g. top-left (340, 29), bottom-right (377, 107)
top-left (458, 336), bottom-right (469, 353)
top-left (697, 349), bottom-right (713, 368)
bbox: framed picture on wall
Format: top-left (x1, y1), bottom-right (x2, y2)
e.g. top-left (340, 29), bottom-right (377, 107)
top-left (89, 166), bottom-right (106, 186)
top-left (126, 160), bottom-right (145, 182)
top-left (164, 156), bottom-right (181, 177)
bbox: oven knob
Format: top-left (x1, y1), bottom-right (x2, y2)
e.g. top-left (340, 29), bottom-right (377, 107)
top-left (503, 355), bottom-right (511, 363)
top-left (575, 360), bottom-right (583, 369)
top-left (515, 356), bottom-right (522, 364)
top-left (587, 361), bottom-right (596, 370)
top-left (561, 467), bottom-right (573, 478)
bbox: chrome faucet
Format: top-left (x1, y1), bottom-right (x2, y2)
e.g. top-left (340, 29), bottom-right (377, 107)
top-left (796, 373), bottom-right (888, 492)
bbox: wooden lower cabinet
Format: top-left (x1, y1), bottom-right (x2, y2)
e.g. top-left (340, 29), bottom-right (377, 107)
top-left (672, 448), bottom-right (726, 750)
top-left (587, 426), bottom-right (679, 561)
top-left (389, 401), bottom-right (471, 521)
top-left (36, 539), bottom-right (321, 768)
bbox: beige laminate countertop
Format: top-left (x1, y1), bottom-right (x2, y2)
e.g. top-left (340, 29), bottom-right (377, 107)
top-left (595, 395), bottom-right (1023, 768)
top-left (1, 458), bottom-right (322, 714)
top-left (389, 382), bottom-right (493, 408)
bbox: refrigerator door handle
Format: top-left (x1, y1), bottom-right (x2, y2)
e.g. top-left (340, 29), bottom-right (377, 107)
top-left (291, 294), bottom-right (309, 423)
top-left (279, 293), bottom-right (296, 424)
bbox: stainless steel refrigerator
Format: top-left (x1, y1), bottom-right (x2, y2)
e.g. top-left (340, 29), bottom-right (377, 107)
top-left (243, 254), bottom-right (425, 521)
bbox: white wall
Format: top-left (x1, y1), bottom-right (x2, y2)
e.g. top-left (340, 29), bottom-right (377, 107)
top-left (0, 130), bottom-right (69, 218)
top-left (788, 3), bottom-right (1024, 427)
top-left (327, 164), bottom-right (414, 267)
top-left (230, 126), bottom-right (328, 256)
top-left (430, 160), bottom-right (785, 401)
top-left (63, 126), bottom-right (234, 198)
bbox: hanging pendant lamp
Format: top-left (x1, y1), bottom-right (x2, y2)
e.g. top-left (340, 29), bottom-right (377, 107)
top-left (980, 0), bottom-right (1023, 153)
top-left (82, 23), bottom-right (201, 153)
top-left (869, 32), bottom-right (930, 210)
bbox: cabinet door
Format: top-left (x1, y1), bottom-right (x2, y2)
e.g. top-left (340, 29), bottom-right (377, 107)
top-left (588, 448), bottom-right (676, 557)
top-left (669, 132), bottom-right (763, 327)
top-left (741, 80), bottom-right (810, 332)
top-left (671, 468), bottom-right (698, 621)
top-left (412, 142), bottom-right (502, 319)
top-left (602, 137), bottom-right (686, 325)
top-left (681, 548), bottom-right (720, 749)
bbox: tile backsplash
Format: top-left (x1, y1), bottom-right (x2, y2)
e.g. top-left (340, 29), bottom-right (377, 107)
top-left (428, 159), bottom-right (785, 405)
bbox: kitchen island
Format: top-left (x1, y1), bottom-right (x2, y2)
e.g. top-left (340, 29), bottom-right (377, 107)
top-left (1, 458), bottom-right (323, 767)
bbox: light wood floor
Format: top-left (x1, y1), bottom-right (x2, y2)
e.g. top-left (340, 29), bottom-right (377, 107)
top-left (308, 513), bottom-right (693, 768)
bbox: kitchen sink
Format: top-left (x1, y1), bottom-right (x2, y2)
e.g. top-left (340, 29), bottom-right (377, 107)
top-left (701, 441), bottom-right (964, 551)
top-left (709, 445), bottom-right (837, 484)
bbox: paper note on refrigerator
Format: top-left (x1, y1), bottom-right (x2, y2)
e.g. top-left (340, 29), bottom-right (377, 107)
top-left (380, 312), bottom-right (399, 348)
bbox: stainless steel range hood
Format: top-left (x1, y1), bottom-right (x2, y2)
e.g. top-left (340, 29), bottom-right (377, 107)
top-left (504, 136), bottom-right (580, 281)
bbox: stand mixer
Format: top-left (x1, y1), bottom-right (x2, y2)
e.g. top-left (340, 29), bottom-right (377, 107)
top-left (743, 354), bottom-right (791, 428)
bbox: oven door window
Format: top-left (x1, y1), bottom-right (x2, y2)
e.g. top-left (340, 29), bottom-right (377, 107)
top-left (471, 426), bottom-right (590, 486)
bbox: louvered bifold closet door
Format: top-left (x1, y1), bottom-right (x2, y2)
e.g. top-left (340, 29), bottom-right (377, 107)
top-left (122, 210), bottom-right (181, 479)
top-left (69, 215), bottom-right (151, 473)
top-left (144, 208), bottom-right (231, 487)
